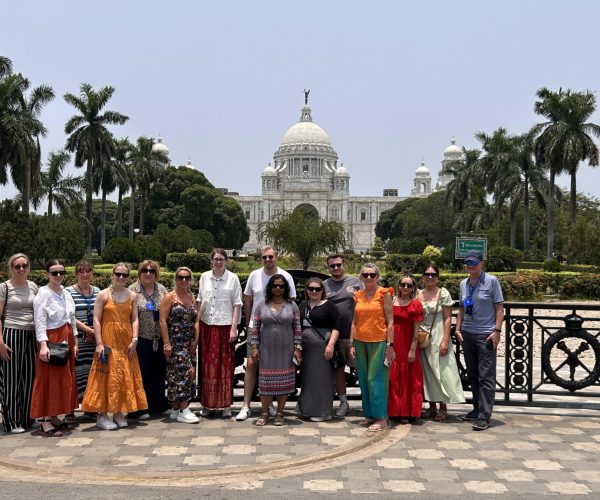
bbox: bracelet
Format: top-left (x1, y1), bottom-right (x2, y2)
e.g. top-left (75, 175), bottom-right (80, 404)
top-left (387, 342), bottom-right (394, 347)
top-left (163, 343), bottom-right (172, 348)
top-left (132, 338), bottom-right (138, 343)
top-left (494, 328), bottom-right (501, 333)
top-left (294, 345), bottom-right (302, 351)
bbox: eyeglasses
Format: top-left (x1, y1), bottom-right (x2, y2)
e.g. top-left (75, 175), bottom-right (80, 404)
top-left (329, 263), bottom-right (343, 269)
top-left (423, 272), bottom-right (438, 278)
top-left (176, 275), bottom-right (191, 281)
top-left (141, 268), bottom-right (157, 275)
top-left (261, 255), bottom-right (275, 260)
top-left (13, 264), bottom-right (29, 270)
top-left (307, 286), bottom-right (322, 292)
top-left (362, 272), bottom-right (377, 279)
top-left (77, 268), bottom-right (92, 274)
top-left (49, 270), bottom-right (66, 277)
top-left (271, 283), bottom-right (285, 289)
top-left (114, 272), bottom-right (129, 278)
top-left (399, 282), bottom-right (414, 288)
top-left (464, 260), bottom-right (479, 267)
top-left (212, 258), bottom-right (225, 262)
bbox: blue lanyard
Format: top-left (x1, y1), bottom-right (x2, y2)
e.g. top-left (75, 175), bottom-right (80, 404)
top-left (467, 272), bottom-right (485, 299)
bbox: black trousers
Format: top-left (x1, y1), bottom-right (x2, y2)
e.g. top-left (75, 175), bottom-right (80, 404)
top-left (462, 330), bottom-right (497, 421)
top-left (129, 337), bottom-right (169, 416)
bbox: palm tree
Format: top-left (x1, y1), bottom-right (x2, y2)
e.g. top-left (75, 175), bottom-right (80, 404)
top-left (94, 145), bottom-right (118, 251)
top-left (111, 138), bottom-right (134, 238)
top-left (129, 136), bottom-right (168, 235)
top-left (532, 87), bottom-right (600, 258)
top-left (64, 83), bottom-right (128, 255)
top-left (32, 150), bottom-right (83, 216)
top-left (0, 59), bottom-right (54, 212)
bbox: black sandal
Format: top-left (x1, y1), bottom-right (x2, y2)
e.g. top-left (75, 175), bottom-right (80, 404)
top-left (39, 421), bottom-right (63, 437)
top-left (50, 418), bottom-right (71, 430)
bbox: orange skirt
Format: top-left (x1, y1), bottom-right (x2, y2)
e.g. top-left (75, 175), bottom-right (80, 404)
top-left (30, 324), bottom-right (78, 418)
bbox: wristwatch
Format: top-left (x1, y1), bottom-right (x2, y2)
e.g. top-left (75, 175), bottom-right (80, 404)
top-left (294, 345), bottom-right (302, 351)
top-left (387, 342), bottom-right (394, 347)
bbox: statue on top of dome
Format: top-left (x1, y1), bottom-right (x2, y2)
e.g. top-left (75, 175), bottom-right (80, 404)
top-left (303, 88), bottom-right (310, 105)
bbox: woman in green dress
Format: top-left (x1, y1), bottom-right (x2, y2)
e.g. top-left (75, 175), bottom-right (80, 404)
top-left (418, 264), bottom-right (465, 421)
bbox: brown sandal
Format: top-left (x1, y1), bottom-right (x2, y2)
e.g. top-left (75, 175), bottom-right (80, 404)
top-left (254, 413), bottom-right (269, 426)
top-left (421, 408), bottom-right (437, 419)
top-left (433, 409), bottom-right (448, 422)
top-left (273, 413), bottom-right (285, 426)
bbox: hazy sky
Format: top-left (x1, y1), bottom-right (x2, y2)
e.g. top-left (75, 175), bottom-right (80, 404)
top-left (3, 0), bottom-right (600, 204)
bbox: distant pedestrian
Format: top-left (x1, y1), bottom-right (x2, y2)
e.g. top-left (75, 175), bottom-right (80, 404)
top-left (455, 250), bottom-right (504, 431)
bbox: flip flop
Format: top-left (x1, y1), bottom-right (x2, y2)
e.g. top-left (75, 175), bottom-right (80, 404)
top-left (367, 422), bottom-right (390, 432)
top-left (358, 418), bottom-right (375, 427)
top-left (273, 413), bottom-right (285, 426)
top-left (38, 425), bottom-right (63, 437)
top-left (254, 413), bottom-right (269, 426)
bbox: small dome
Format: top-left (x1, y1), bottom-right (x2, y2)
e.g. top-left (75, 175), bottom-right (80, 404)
top-left (262, 162), bottom-right (277, 175)
top-left (444, 138), bottom-right (462, 159)
top-left (335, 163), bottom-right (349, 176)
top-left (185, 159), bottom-right (195, 169)
top-left (415, 160), bottom-right (430, 177)
top-left (152, 134), bottom-right (169, 156)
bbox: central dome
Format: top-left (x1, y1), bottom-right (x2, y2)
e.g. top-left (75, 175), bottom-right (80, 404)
top-left (281, 121), bottom-right (331, 146)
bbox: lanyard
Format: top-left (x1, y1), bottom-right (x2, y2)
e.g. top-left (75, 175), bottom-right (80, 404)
top-left (141, 283), bottom-right (157, 304)
top-left (467, 272), bottom-right (485, 299)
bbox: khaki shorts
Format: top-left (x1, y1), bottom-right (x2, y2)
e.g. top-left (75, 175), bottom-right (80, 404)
top-left (338, 338), bottom-right (356, 369)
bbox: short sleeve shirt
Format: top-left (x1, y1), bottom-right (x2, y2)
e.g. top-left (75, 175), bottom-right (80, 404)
top-left (459, 272), bottom-right (504, 336)
top-left (324, 275), bottom-right (362, 339)
top-left (197, 269), bottom-right (243, 325)
top-left (244, 267), bottom-right (297, 325)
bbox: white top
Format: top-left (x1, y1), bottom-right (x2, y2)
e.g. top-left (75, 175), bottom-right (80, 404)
top-left (243, 267), bottom-right (297, 326)
top-left (197, 269), bottom-right (243, 326)
top-left (33, 285), bottom-right (78, 342)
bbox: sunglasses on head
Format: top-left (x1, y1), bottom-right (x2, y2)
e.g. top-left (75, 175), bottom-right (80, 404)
top-left (307, 286), bottom-right (322, 292)
top-left (362, 272), bottom-right (377, 279)
top-left (13, 264), bottom-right (28, 270)
top-left (423, 272), bottom-right (438, 278)
top-left (399, 282), bottom-right (414, 288)
top-left (262, 255), bottom-right (275, 260)
top-left (329, 263), bottom-right (343, 269)
top-left (176, 275), bottom-right (191, 281)
top-left (141, 268), bottom-right (157, 275)
top-left (49, 270), bottom-right (66, 277)
top-left (464, 260), bottom-right (479, 267)
top-left (114, 272), bottom-right (129, 278)
top-left (271, 283), bottom-right (285, 289)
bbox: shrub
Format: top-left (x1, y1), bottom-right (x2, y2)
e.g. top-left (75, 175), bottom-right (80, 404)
top-left (386, 237), bottom-right (427, 254)
top-left (135, 235), bottom-right (162, 264)
top-left (422, 245), bottom-right (442, 262)
top-left (102, 238), bottom-right (141, 265)
top-left (543, 259), bottom-right (562, 272)
top-left (165, 252), bottom-right (211, 272)
top-left (386, 254), bottom-right (430, 275)
top-left (486, 246), bottom-right (523, 272)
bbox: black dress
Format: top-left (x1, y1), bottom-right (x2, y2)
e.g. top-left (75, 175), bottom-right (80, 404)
top-left (298, 300), bottom-right (340, 419)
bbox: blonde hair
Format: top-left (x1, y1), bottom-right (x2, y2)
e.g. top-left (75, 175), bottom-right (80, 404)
top-left (260, 245), bottom-right (278, 256)
top-left (112, 262), bottom-right (131, 274)
top-left (7, 253), bottom-right (30, 278)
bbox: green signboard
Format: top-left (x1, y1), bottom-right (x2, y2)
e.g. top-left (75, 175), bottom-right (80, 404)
top-left (455, 237), bottom-right (487, 259)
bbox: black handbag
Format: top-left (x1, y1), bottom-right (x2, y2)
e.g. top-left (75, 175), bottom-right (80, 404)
top-left (47, 341), bottom-right (70, 366)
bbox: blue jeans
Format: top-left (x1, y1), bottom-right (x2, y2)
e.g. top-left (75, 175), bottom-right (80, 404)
top-left (461, 330), bottom-right (496, 421)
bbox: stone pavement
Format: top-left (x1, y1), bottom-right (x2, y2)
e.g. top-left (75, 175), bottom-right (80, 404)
top-left (1, 403), bottom-right (599, 497)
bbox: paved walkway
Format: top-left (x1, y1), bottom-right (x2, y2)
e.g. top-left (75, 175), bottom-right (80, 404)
top-left (1, 403), bottom-right (599, 496)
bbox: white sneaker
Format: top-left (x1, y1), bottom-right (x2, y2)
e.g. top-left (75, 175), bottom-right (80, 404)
top-left (310, 416), bottom-right (333, 422)
top-left (268, 402), bottom-right (277, 417)
top-left (336, 401), bottom-right (350, 417)
top-left (97, 414), bottom-right (117, 430)
top-left (222, 408), bottom-right (232, 418)
top-left (236, 406), bottom-right (251, 421)
top-left (10, 427), bottom-right (25, 434)
top-left (138, 413), bottom-right (150, 420)
top-left (176, 407), bottom-right (199, 424)
top-left (113, 413), bottom-right (128, 428)
top-left (200, 407), bottom-right (211, 417)
top-left (169, 409), bottom-right (178, 420)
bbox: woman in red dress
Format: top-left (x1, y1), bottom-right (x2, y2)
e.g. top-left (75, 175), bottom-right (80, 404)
top-left (388, 274), bottom-right (424, 424)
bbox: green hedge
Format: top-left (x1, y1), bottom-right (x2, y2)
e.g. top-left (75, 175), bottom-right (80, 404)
top-left (165, 253), bottom-right (211, 272)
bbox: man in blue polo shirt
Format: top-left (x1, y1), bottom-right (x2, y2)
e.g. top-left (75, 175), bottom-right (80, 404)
top-left (455, 250), bottom-right (504, 431)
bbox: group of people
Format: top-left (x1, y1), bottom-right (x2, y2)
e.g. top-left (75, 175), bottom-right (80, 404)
top-left (0, 246), bottom-right (503, 437)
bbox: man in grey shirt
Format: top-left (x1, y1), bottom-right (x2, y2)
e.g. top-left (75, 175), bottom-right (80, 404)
top-left (455, 250), bottom-right (504, 431)
top-left (323, 254), bottom-right (362, 417)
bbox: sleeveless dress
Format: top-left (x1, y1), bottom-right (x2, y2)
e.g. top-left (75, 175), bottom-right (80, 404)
top-left (81, 295), bottom-right (148, 413)
top-left (388, 299), bottom-right (424, 418)
top-left (166, 298), bottom-right (198, 403)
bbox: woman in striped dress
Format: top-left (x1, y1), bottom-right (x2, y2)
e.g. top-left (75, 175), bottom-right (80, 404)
top-left (65, 260), bottom-right (99, 417)
top-left (0, 253), bottom-right (38, 433)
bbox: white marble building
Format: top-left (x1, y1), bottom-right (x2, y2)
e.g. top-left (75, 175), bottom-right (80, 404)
top-left (224, 100), bottom-right (460, 253)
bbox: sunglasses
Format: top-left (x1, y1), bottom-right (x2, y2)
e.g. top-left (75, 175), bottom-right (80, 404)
top-left (464, 260), bottom-right (479, 267)
top-left (329, 263), bottom-right (343, 269)
top-left (141, 268), bottom-right (157, 275)
top-left (176, 275), bottom-right (191, 281)
top-left (307, 286), bottom-right (322, 292)
top-left (423, 272), bottom-right (438, 278)
top-left (13, 264), bottom-right (29, 270)
top-left (271, 283), bottom-right (285, 289)
top-left (362, 273), bottom-right (377, 279)
top-left (399, 282), bottom-right (414, 288)
top-left (262, 255), bottom-right (275, 260)
top-left (49, 270), bottom-right (66, 277)
top-left (114, 272), bottom-right (129, 278)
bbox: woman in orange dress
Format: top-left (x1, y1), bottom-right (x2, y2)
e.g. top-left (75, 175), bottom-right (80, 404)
top-left (81, 263), bottom-right (148, 430)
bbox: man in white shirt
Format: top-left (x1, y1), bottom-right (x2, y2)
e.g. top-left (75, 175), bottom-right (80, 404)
top-left (235, 246), bottom-right (296, 421)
